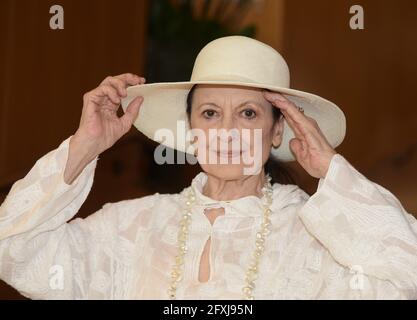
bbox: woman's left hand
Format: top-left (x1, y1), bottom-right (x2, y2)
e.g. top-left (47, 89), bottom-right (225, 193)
top-left (263, 91), bottom-right (337, 179)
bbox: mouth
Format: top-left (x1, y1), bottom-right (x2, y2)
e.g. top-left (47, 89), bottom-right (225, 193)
top-left (214, 150), bottom-right (243, 158)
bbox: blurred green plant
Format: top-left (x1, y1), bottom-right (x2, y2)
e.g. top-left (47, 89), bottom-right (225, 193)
top-left (149, 0), bottom-right (257, 42)
top-left (146, 0), bottom-right (258, 82)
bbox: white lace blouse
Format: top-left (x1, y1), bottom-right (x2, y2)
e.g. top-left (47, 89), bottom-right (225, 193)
top-left (0, 136), bottom-right (416, 300)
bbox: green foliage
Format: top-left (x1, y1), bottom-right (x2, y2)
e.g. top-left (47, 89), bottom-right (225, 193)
top-left (149, 0), bottom-right (257, 43)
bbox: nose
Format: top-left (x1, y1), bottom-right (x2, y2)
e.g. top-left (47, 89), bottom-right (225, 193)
top-left (220, 113), bottom-right (236, 131)
top-left (218, 114), bottom-right (240, 144)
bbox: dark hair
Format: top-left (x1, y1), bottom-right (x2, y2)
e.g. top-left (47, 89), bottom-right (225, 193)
top-left (186, 85), bottom-right (296, 185)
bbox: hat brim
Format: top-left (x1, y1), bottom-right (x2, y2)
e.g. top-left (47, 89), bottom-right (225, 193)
top-left (121, 80), bottom-right (346, 162)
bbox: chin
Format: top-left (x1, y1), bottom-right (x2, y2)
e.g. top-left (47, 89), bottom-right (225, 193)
top-left (200, 164), bottom-right (256, 181)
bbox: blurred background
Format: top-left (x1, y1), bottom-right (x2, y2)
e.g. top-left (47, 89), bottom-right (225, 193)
top-left (0, 0), bottom-right (416, 299)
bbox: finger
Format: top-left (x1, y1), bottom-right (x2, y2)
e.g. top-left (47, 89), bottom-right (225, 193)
top-left (285, 111), bottom-right (323, 151)
top-left (115, 73), bottom-right (145, 86)
top-left (263, 91), bottom-right (312, 128)
top-left (93, 84), bottom-right (121, 105)
top-left (120, 96), bottom-right (143, 130)
top-left (281, 108), bottom-right (314, 148)
top-left (289, 138), bottom-right (307, 160)
top-left (301, 129), bottom-right (324, 151)
top-left (281, 109), bottom-right (304, 138)
top-left (289, 137), bottom-right (302, 153)
top-left (101, 77), bottom-right (128, 97)
top-left (264, 91), bottom-right (328, 151)
top-left (280, 104), bottom-right (324, 143)
top-left (263, 91), bottom-right (305, 136)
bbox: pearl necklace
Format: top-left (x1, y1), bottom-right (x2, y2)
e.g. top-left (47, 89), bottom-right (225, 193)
top-left (167, 175), bottom-right (273, 300)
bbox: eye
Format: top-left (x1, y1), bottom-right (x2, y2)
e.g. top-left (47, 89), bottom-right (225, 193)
top-left (202, 109), bottom-right (218, 119)
top-left (241, 108), bottom-right (257, 119)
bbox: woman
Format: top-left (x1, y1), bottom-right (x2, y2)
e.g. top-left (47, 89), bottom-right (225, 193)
top-left (0, 36), bottom-right (416, 300)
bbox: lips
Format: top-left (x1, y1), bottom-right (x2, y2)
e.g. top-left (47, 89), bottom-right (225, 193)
top-left (208, 148), bottom-right (245, 158)
top-left (217, 150), bottom-right (242, 158)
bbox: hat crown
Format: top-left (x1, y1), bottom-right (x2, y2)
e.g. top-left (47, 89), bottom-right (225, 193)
top-left (190, 36), bottom-right (290, 88)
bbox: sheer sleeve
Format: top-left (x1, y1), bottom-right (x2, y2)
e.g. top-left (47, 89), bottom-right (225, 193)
top-left (0, 137), bottom-right (98, 240)
top-left (298, 153), bottom-right (417, 299)
top-left (0, 136), bottom-right (183, 299)
top-left (0, 136), bottom-right (110, 299)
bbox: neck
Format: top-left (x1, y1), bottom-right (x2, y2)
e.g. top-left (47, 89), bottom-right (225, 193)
top-left (202, 170), bottom-right (268, 201)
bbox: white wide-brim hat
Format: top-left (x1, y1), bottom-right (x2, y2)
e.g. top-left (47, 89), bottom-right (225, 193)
top-left (121, 36), bottom-right (346, 162)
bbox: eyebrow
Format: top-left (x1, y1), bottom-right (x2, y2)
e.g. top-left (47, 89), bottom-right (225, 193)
top-left (197, 100), bottom-right (264, 109)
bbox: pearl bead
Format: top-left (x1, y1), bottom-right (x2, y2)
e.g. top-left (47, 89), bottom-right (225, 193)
top-left (246, 270), bottom-right (254, 276)
top-left (169, 174), bottom-right (273, 300)
top-left (256, 238), bottom-right (264, 245)
top-left (171, 265), bottom-right (181, 273)
top-left (242, 287), bottom-right (252, 294)
top-left (246, 273), bottom-right (258, 281)
top-left (249, 265), bottom-right (258, 272)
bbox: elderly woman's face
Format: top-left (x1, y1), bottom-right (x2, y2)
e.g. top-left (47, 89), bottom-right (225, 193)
top-left (189, 84), bottom-right (284, 180)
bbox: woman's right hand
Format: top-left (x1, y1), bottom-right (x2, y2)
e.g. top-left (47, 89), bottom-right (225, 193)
top-left (73, 73), bottom-right (145, 157)
top-left (64, 73), bottom-right (145, 184)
